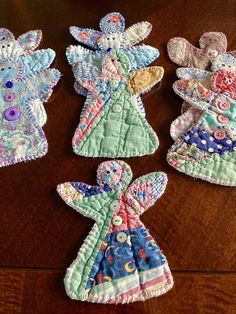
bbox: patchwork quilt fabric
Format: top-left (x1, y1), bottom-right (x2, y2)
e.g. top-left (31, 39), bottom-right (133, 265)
top-left (167, 32), bottom-right (228, 140)
top-left (57, 160), bottom-right (173, 303)
top-left (66, 12), bottom-right (163, 157)
top-left (167, 52), bottom-right (236, 185)
top-left (0, 28), bottom-right (60, 167)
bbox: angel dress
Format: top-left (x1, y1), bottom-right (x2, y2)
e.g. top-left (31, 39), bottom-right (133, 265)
top-left (167, 67), bottom-right (236, 186)
top-left (57, 160), bottom-right (173, 303)
top-left (167, 32), bottom-right (228, 140)
top-left (0, 28), bottom-right (60, 167)
top-left (71, 51), bottom-right (163, 158)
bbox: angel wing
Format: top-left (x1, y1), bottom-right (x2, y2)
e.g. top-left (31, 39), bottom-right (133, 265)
top-left (17, 30), bottom-right (42, 54)
top-left (128, 66), bottom-right (164, 95)
top-left (57, 181), bottom-right (113, 221)
top-left (123, 45), bottom-right (159, 70)
top-left (124, 21), bottom-right (152, 47)
top-left (173, 79), bottom-right (236, 122)
top-left (176, 68), bottom-right (211, 80)
top-left (124, 172), bottom-right (167, 215)
top-left (69, 26), bottom-right (101, 49)
top-left (21, 49), bottom-right (56, 76)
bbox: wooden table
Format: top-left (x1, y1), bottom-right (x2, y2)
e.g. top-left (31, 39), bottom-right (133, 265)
top-left (0, 0), bottom-right (235, 313)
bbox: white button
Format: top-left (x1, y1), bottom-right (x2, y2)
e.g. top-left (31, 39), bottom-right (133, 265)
top-left (112, 104), bottom-right (122, 113)
top-left (209, 49), bottom-right (218, 57)
top-left (112, 215), bottom-right (122, 226)
top-left (116, 232), bottom-right (127, 243)
top-left (110, 200), bottom-right (119, 211)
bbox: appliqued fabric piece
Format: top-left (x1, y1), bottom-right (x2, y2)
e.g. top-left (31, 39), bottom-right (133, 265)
top-left (66, 13), bottom-right (163, 157)
top-left (57, 160), bottom-right (173, 303)
top-left (0, 28), bottom-right (60, 167)
top-left (167, 32), bottom-right (228, 140)
top-left (167, 68), bottom-right (236, 186)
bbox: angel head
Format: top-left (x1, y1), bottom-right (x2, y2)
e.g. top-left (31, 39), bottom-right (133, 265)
top-left (0, 28), bottom-right (42, 60)
top-left (96, 160), bottom-right (132, 190)
top-left (0, 59), bottom-right (22, 82)
top-left (69, 12), bottom-right (152, 52)
top-left (167, 32), bottom-right (227, 69)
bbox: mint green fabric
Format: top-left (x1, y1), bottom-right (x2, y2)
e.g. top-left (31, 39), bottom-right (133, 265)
top-left (73, 84), bottom-right (158, 157)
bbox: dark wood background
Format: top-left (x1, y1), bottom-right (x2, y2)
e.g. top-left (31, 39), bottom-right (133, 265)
top-left (0, 0), bottom-right (235, 313)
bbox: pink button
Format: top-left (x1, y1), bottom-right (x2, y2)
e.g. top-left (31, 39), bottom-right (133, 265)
top-left (214, 129), bottom-right (226, 140)
top-left (4, 93), bottom-right (15, 102)
top-left (218, 101), bottom-right (230, 111)
top-left (217, 114), bottom-right (229, 124)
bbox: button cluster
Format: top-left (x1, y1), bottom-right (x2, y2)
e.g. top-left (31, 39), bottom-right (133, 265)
top-left (110, 200), bottom-right (127, 243)
top-left (3, 80), bottom-right (20, 122)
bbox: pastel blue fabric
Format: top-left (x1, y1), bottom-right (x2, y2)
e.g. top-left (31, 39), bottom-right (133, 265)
top-left (0, 28), bottom-right (60, 167)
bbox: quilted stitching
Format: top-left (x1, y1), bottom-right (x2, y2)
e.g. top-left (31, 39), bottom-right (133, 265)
top-left (57, 160), bottom-right (173, 303)
top-left (0, 28), bottom-right (60, 167)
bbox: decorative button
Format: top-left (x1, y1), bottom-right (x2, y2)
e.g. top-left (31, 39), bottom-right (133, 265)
top-left (112, 215), bottom-right (122, 226)
top-left (5, 81), bottom-right (13, 88)
top-left (218, 101), bottom-right (230, 111)
top-left (106, 47), bottom-right (112, 52)
top-left (116, 232), bottom-right (127, 243)
top-left (3, 107), bottom-right (20, 121)
top-left (112, 104), bottom-right (122, 113)
top-left (208, 49), bottom-right (218, 57)
top-left (4, 93), bottom-right (15, 102)
top-left (213, 129), bottom-right (226, 140)
top-left (217, 114), bottom-right (229, 124)
top-left (110, 200), bottom-right (119, 211)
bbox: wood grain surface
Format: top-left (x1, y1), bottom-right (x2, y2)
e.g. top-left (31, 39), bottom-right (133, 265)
top-left (0, 0), bottom-right (235, 313)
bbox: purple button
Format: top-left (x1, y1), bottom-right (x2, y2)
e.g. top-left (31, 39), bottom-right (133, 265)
top-left (3, 107), bottom-right (20, 121)
top-left (5, 81), bottom-right (13, 88)
top-left (4, 93), bottom-right (15, 102)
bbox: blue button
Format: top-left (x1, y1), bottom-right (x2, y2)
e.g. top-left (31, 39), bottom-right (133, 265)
top-left (106, 47), bottom-right (112, 52)
top-left (6, 81), bottom-right (13, 88)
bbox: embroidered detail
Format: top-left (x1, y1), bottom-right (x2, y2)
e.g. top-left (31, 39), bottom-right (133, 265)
top-left (0, 28), bottom-right (60, 167)
top-left (57, 160), bottom-right (173, 303)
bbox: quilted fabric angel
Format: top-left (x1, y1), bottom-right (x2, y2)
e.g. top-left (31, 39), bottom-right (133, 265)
top-left (67, 12), bottom-right (159, 99)
top-left (167, 32), bottom-right (227, 140)
top-left (66, 12), bottom-right (163, 157)
top-left (0, 28), bottom-right (60, 167)
top-left (71, 52), bottom-right (163, 157)
top-left (167, 52), bottom-right (236, 186)
top-left (57, 160), bottom-right (173, 303)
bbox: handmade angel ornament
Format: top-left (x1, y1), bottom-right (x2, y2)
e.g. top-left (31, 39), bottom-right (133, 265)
top-left (71, 51), bottom-right (163, 157)
top-left (0, 28), bottom-right (60, 167)
top-left (66, 12), bottom-right (160, 117)
top-left (167, 32), bottom-right (227, 140)
top-left (57, 160), bottom-right (173, 303)
top-left (167, 54), bottom-right (236, 185)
